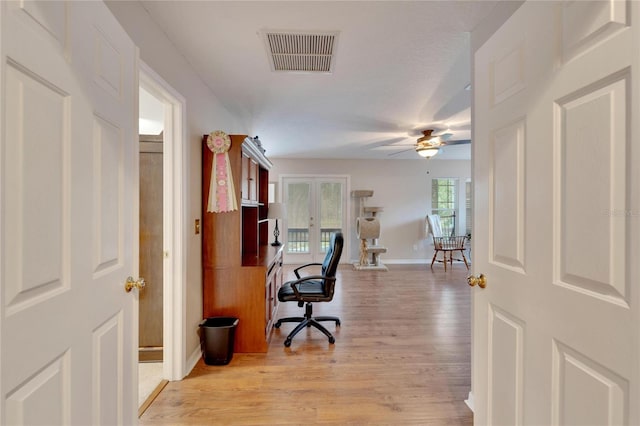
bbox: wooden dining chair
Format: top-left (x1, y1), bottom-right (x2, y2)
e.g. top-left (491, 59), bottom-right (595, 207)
top-left (426, 214), bottom-right (469, 271)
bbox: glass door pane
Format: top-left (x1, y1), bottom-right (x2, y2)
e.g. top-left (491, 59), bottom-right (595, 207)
top-left (319, 182), bottom-right (343, 254)
top-left (285, 182), bottom-right (312, 254)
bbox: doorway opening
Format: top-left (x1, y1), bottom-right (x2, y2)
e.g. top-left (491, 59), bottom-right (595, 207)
top-left (138, 63), bottom-right (187, 414)
top-left (138, 87), bottom-right (165, 411)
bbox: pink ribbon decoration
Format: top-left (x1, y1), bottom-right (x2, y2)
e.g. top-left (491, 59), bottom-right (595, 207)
top-left (207, 131), bottom-right (238, 213)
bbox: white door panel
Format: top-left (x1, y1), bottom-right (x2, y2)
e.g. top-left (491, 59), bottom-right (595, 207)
top-left (1, 1), bottom-right (138, 424)
top-left (473, 1), bottom-right (639, 425)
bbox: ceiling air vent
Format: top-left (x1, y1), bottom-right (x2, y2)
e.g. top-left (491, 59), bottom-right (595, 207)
top-left (263, 31), bottom-right (339, 73)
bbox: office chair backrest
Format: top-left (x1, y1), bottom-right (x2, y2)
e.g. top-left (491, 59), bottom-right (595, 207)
top-left (321, 232), bottom-right (344, 281)
top-left (426, 215), bottom-right (444, 238)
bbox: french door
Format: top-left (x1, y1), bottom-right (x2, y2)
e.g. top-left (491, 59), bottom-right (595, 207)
top-left (282, 176), bottom-right (348, 264)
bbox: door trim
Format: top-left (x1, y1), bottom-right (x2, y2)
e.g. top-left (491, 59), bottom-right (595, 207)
top-left (279, 174), bottom-right (350, 264)
top-left (140, 61), bottom-right (187, 381)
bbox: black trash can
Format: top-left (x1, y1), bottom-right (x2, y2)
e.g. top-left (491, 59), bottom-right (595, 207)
top-left (199, 317), bottom-right (239, 365)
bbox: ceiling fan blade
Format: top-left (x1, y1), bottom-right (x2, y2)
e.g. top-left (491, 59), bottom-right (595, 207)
top-left (441, 139), bottom-right (471, 146)
top-left (364, 136), bottom-right (408, 149)
top-left (438, 132), bottom-right (454, 141)
top-left (388, 147), bottom-right (415, 156)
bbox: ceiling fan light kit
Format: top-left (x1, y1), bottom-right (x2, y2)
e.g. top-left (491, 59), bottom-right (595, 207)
top-left (416, 146), bottom-right (440, 158)
top-left (415, 129), bottom-right (441, 158)
top-left (384, 128), bottom-right (470, 158)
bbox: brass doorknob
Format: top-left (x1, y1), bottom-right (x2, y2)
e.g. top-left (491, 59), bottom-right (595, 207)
top-left (467, 274), bottom-right (487, 289)
top-left (125, 276), bottom-right (146, 293)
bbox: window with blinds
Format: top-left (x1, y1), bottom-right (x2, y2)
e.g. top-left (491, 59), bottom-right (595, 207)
top-left (431, 178), bottom-right (458, 236)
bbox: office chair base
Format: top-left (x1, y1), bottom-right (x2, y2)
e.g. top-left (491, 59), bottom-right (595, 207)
top-left (274, 302), bottom-right (340, 346)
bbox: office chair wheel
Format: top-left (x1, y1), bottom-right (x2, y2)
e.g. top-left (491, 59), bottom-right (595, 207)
top-left (284, 338), bottom-right (292, 347)
top-left (328, 336), bottom-right (335, 344)
top-left (336, 319), bottom-right (341, 326)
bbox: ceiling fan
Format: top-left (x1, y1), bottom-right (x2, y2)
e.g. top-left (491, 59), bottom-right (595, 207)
top-left (388, 129), bottom-right (471, 158)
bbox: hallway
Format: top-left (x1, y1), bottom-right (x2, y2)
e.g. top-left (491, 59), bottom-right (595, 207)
top-left (140, 264), bottom-right (472, 425)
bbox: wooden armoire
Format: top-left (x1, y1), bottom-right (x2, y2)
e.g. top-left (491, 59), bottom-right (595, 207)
top-left (202, 134), bottom-right (283, 353)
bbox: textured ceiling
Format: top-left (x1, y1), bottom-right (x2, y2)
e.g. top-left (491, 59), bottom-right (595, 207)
top-left (139, 1), bottom-right (500, 160)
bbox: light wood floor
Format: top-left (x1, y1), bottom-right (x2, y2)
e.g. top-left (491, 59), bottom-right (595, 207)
top-left (141, 264), bottom-right (472, 425)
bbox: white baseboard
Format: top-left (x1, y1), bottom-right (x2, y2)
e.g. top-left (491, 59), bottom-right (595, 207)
top-left (347, 258), bottom-right (472, 265)
top-left (348, 258), bottom-right (431, 265)
top-left (465, 391), bottom-right (474, 412)
top-left (185, 345), bottom-right (202, 377)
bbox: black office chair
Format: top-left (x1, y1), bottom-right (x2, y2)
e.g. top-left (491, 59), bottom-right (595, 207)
top-left (274, 231), bottom-right (343, 347)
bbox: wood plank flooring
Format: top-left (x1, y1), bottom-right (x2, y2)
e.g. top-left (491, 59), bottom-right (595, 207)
top-left (140, 264), bottom-right (472, 425)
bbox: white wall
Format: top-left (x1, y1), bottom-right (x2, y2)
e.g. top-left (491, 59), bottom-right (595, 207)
top-left (270, 158), bottom-right (470, 264)
top-left (106, 1), bottom-right (245, 371)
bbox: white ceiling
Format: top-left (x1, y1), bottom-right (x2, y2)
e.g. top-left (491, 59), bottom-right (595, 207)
top-left (139, 1), bottom-right (500, 160)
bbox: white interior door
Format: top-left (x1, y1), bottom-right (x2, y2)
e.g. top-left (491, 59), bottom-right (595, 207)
top-left (1, 1), bottom-right (139, 424)
top-left (473, 1), bottom-right (639, 425)
top-left (282, 176), bottom-right (347, 264)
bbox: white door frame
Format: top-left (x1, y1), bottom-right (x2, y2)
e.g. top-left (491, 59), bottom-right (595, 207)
top-left (280, 174), bottom-right (350, 264)
top-left (139, 62), bottom-right (187, 381)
